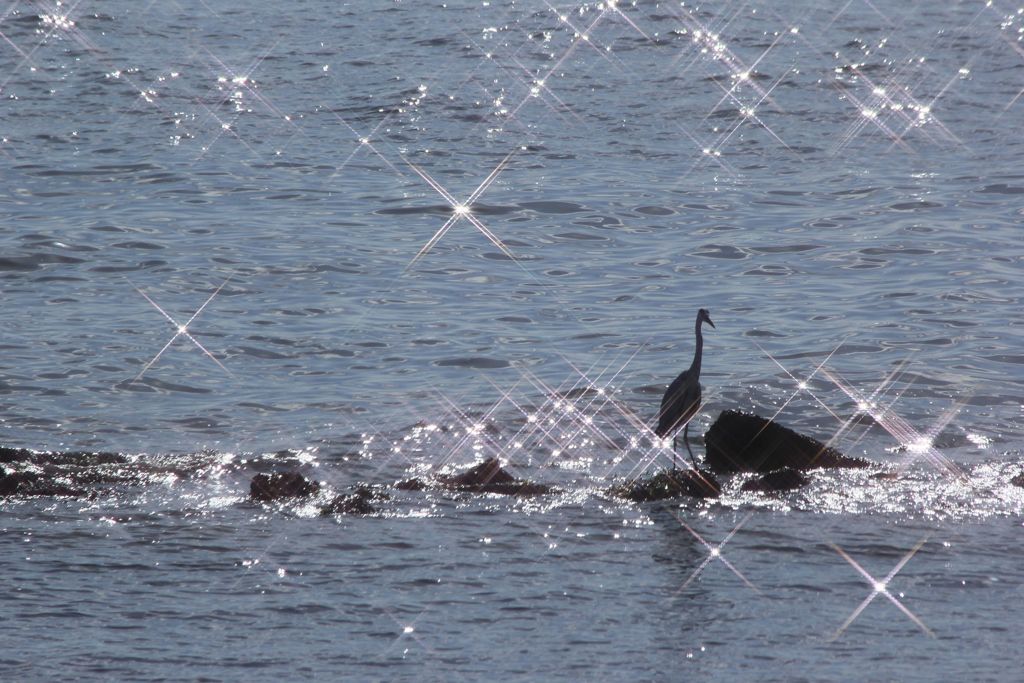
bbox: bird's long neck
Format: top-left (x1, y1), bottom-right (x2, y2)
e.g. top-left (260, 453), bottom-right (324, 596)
top-left (689, 318), bottom-right (704, 376)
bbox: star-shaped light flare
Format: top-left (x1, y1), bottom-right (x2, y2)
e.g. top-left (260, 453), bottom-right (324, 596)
top-left (671, 511), bottom-right (759, 594)
top-left (827, 46), bottom-right (966, 154)
top-left (128, 276), bottom-right (233, 383)
top-left (188, 42), bottom-right (292, 161)
top-left (452, 25), bottom-right (583, 136)
top-left (380, 606), bottom-right (437, 658)
top-left (661, 5), bottom-right (799, 178)
top-left (0, 0), bottom-right (102, 90)
top-left (402, 149), bottom-right (518, 270)
top-left (996, 34), bottom-right (1024, 111)
top-left (754, 338), bottom-right (850, 427)
top-left (191, 100), bottom-right (259, 161)
top-left (830, 536), bottom-right (935, 639)
top-left (483, 347), bottom-right (692, 482)
top-left (382, 383), bottom-right (573, 554)
top-left (706, 67), bottom-right (794, 153)
top-left (821, 365), bottom-right (966, 479)
top-left (329, 110), bottom-right (403, 178)
top-left (200, 42), bottom-right (286, 120)
top-left (497, 0), bottom-right (646, 127)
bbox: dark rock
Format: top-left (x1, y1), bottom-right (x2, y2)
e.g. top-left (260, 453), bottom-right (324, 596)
top-left (250, 472), bottom-right (320, 502)
top-left (0, 467), bottom-right (35, 495)
top-left (704, 410), bottom-right (870, 473)
top-left (438, 457), bottom-right (516, 488)
top-left (395, 477), bottom-right (427, 491)
top-left (466, 480), bottom-right (555, 495)
top-left (356, 485), bottom-right (389, 501)
top-left (0, 445), bottom-right (135, 497)
top-left (740, 467), bottom-right (809, 493)
top-left (321, 487), bottom-right (383, 516)
top-left (0, 447), bottom-right (33, 464)
top-left (404, 457), bottom-right (556, 496)
top-left (612, 468), bottom-right (721, 502)
top-left (0, 466), bottom-right (87, 497)
top-left (1011, 472), bottom-right (1024, 488)
top-left (0, 447), bottom-right (125, 467)
top-left (321, 494), bottom-right (375, 515)
top-left (440, 458), bottom-right (555, 495)
top-left (48, 450), bottom-right (127, 467)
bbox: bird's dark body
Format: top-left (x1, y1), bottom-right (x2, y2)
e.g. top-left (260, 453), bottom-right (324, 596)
top-left (655, 371), bottom-right (701, 438)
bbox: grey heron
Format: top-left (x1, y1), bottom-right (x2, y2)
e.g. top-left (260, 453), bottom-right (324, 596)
top-left (655, 308), bottom-right (715, 469)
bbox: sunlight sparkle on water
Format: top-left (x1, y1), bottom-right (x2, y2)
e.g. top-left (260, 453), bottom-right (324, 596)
top-left (830, 538), bottom-right (934, 639)
top-left (906, 436), bottom-right (933, 455)
top-left (966, 433), bottom-right (991, 448)
top-left (128, 277), bottom-right (233, 382)
top-left (41, 14), bottom-right (75, 30)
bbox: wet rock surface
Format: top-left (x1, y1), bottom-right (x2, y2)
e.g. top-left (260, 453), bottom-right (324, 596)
top-left (0, 446), bottom-right (126, 467)
top-left (0, 445), bottom-right (135, 498)
top-left (321, 487), bottom-right (387, 516)
top-left (0, 447), bottom-right (34, 464)
top-left (0, 411), bottom-right (896, 507)
top-left (399, 457), bottom-right (556, 496)
top-left (1010, 472), bottom-right (1024, 488)
top-left (740, 467), bottom-right (809, 493)
top-left (704, 410), bottom-right (870, 473)
top-left (394, 477), bottom-right (427, 491)
top-left (611, 468), bottom-right (721, 502)
top-left (0, 466), bottom-right (88, 498)
top-left (250, 472), bottom-right (321, 502)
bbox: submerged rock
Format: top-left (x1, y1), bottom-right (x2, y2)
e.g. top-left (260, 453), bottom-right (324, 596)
top-left (612, 468), bottom-right (721, 502)
top-left (250, 472), bottom-right (320, 502)
top-left (321, 487), bottom-right (386, 516)
top-left (1011, 472), bottom-right (1024, 488)
top-left (740, 467), bottom-right (809, 493)
top-left (704, 410), bottom-right (870, 473)
top-left (394, 477), bottom-right (427, 491)
top-left (438, 457), bottom-right (514, 487)
top-left (440, 457), bottom-right (555, 495)
top-left (399, 457), bottom-right (555, 496)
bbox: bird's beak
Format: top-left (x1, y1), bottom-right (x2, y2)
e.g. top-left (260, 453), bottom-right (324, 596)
top-left (707, 317), bottom-right (716, 329)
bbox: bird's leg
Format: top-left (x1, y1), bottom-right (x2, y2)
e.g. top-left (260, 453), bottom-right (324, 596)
top-left (671, 436), bottom-right (678, 471)
top-left (684, 423), bottom-right (699, 469)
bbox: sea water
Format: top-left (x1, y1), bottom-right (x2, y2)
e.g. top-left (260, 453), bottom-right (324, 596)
top-left (2, 2), bottom-right (1023, 681)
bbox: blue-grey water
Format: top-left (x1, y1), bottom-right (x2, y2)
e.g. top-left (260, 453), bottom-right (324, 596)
top-left (2, 1), bottom-right (1024, 680)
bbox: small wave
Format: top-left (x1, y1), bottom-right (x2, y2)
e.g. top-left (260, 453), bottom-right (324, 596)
top-left (119, 378), bottom-right (212, 394)
top-left (693, 244), bottom-right (749, 259)
top-left (435, 357), bottom-right (510, 369)
top-left (634, 205), bottom-right (675, 216)
top-left (978, 184), bottom-right (1024, 195)
top-left (889, 200), bottom-right (943, 211)
top-left (518, 200), bottom-right (586, 214)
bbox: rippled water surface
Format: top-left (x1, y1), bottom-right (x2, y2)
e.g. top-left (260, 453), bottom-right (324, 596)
top-left (2, 1), bottom-right (1024, 681)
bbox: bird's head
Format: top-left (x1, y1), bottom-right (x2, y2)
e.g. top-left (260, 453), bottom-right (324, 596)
top-left (698, 308), bottom-right (715, 329)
